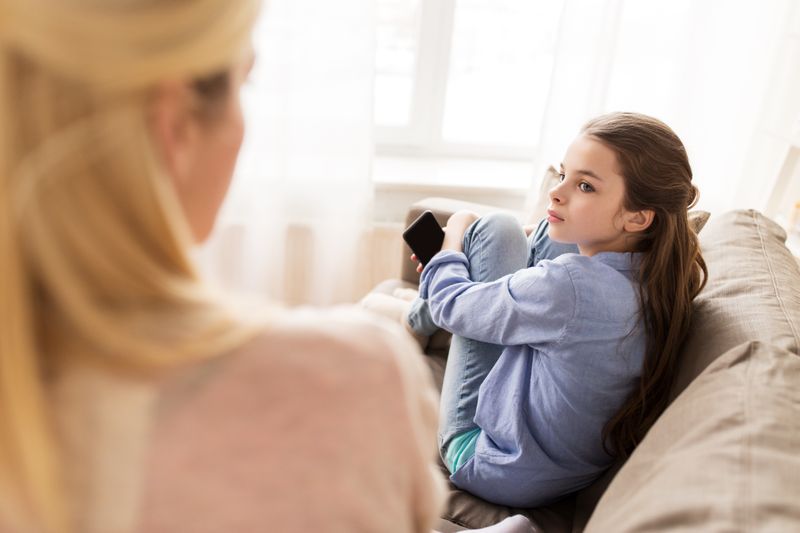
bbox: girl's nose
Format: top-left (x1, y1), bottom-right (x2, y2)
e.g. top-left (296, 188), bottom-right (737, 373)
top-left (549, 184), bottom-right (564, 204)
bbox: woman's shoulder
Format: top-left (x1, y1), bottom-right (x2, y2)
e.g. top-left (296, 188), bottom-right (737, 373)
top-left (142, 306), bottom-right (443, 531)
top-left (235, 305), bottom-right (422, 375)
top-left (150, 304), bottom-right (435, 463)
top-left (159, 305), bottom-right (432, 413)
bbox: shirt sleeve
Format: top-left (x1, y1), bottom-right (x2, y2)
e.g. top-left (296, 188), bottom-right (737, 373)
top-left (419, 250), bottom-right (577, 347)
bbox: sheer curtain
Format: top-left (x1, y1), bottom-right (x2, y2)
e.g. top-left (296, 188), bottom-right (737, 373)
top-left (197, 0), bottom-right (800, 304)
top-left (528, 0), bottom-right (800, 217)
top-left (197, 0), bottom-right (376, 306)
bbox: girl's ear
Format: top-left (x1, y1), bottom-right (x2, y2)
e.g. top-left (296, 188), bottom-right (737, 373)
top-left (623, 209), bottom-right (655, 233)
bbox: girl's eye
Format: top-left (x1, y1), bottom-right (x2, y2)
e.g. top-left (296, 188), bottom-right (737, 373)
top-left (558, 173), bottom-right (566, 182)
top-left (579, 182), bottom-right (594, 193)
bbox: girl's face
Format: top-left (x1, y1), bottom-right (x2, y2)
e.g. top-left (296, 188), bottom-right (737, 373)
top-left (546, 133), bottom-right (639, 256)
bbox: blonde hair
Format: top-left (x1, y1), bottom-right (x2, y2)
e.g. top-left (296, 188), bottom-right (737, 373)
top-left (0, 0), bottom-right (262, 530)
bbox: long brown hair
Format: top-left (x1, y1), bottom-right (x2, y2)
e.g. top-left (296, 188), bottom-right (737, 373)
top-left (582, 112), bottom-right (707, 458)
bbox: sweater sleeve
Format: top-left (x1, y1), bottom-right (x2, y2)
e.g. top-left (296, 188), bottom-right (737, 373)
top-left (377, 319), bottom-right (447, 532)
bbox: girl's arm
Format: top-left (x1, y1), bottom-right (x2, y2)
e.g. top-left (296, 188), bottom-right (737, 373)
top-left (419, 253), bottom-right (577, 347)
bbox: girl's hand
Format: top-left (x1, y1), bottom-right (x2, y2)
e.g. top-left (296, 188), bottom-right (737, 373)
top-left (442, 211), bottom-right (479, 253)
top-left (410, 253), bottom-right (424, 274)
top-left (409, 210), bottom-right (479, 273)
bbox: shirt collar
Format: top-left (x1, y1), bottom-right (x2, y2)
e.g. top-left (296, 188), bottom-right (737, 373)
top-left (589, 251), bottom-right (643, 271)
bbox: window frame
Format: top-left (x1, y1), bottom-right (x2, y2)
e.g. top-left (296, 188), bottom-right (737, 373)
top-left (374, 0), bottom-right (540, 162)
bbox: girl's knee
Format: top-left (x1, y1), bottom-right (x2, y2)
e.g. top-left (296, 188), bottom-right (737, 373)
top-left (472, 212), bottom-right (521, 237)
top-left (463, 213), bottom-right (527, 273)
top-left (466, 213), bottom-right (526, 251)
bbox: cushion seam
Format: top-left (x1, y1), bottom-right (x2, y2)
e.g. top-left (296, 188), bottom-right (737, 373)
top-left (741, 343), bottom-right (753, 530)
top-left (752, 211), bottom-right (800, 351)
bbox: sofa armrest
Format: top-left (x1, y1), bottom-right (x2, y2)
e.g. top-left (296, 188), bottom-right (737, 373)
top-left (400, 197), bottom-right (525, 284)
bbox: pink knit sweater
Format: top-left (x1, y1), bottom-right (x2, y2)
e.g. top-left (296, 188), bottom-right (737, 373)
top-left (51, 307), bottom-right (445, 533)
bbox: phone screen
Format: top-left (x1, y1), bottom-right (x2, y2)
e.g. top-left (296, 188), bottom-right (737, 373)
top-left (402, 210), bottom-right (445, 266)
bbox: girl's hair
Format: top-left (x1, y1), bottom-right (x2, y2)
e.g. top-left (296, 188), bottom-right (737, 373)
top-left (581, 112), bottom-right (707, 459)
top-left (0, 0), bottom-right (261, 531)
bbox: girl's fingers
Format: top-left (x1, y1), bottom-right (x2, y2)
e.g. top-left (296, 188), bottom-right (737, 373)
top-left (410, 253), bottom-right (418, 262)
top-left (416, 264), bottom-right (423, 273)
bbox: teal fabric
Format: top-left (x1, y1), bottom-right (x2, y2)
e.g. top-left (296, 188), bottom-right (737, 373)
top-left (444, 428), bottom-right (481, 473)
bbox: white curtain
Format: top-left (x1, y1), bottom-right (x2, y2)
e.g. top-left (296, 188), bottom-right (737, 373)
top-left (528, 0), bottom-right (800, 217)
top-left (197, 0), bottom-right (800, 304)
top-left (197, 0), bottom-right (376, 306)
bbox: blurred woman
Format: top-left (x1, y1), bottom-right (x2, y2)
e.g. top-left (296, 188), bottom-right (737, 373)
top-left (0, 1), bottom-right (443, 531)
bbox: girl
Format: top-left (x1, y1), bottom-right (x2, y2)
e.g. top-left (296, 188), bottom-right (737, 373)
top-left (0, 0), bottom-right (443, 531)
top-left (408, 112), bottom-right (707, 507)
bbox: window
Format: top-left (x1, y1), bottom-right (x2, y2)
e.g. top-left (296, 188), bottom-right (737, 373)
top-left (374, 0), bottom-right (566, 161)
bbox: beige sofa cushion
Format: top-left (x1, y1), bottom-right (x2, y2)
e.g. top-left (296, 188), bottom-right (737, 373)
top-left (585, 341), bottom-right (800, 532)
top-left (671, 209), bottom-right (800, 399)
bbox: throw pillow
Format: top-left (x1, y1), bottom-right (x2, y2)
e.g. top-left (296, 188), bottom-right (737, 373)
top-left (672, 209), bottom-right (800, 398)
top-left (688, 209), bottom-right (710, 233)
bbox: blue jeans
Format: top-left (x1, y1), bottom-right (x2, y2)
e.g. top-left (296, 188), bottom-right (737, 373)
top-left (406, 215), bottom-right (578, 459)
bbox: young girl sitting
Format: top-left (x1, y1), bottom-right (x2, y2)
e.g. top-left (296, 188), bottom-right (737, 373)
top-left (408, 112), bottom-right (707, 507)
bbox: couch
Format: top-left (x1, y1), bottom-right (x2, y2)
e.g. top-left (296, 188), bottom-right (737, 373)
top-left (366, 195), bottom-right (800, 532)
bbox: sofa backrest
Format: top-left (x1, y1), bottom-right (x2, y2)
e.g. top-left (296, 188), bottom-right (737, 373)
top-left (573, 209), bottom-right (800, 531)
top-left (585, 339), bottom-right (800, 532)
top-left (584, 209), bottom-right (800, 532)
top-left (670, 209), bottom-right (800, 400)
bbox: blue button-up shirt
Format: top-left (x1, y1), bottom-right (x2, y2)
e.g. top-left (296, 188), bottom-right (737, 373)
top-left (419, 249), bottom-right (645, 507)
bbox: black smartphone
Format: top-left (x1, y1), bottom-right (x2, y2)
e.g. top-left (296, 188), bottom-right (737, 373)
top-left (402, 210), bottom-right (445, 267)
